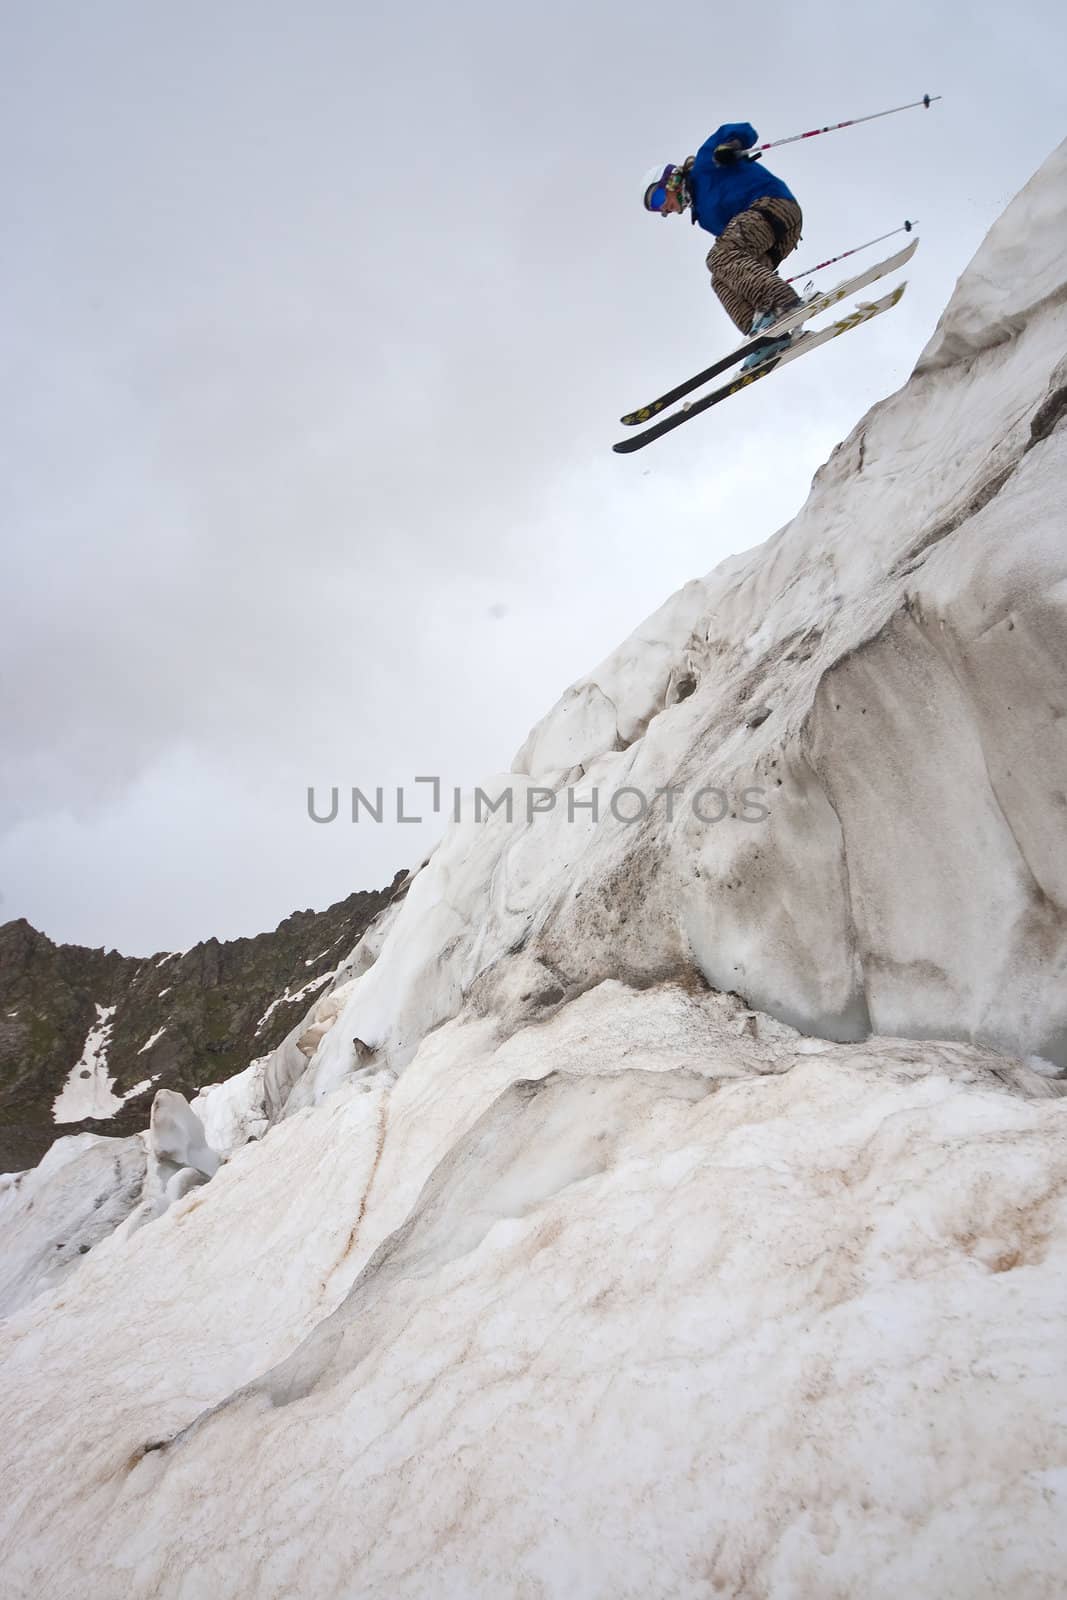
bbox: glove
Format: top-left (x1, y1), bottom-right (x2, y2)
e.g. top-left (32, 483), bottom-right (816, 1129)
top-left (713, 142), bottom-right (761, 166)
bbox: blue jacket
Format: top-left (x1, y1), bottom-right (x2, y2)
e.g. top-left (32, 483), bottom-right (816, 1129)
top-left (687, 123), bottom-right (796, 237)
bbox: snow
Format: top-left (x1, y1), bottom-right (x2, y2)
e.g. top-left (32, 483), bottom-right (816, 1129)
top-left (916, 139), bottom-right (1067, 372)
top-left (148, 1090), bottom-right (219, 1181)
top-left (51, 1003), bottom-right (120, 1121)
top-left (0, 986), bottom-right (1064, 1595)
top-left (1, 141), bottom-right (1067, 1599)
top-left (156, 986), bottom-right (172, 998)
top-left (105, 1091), bottom-right (224, 1240)
top-left (51, 1006), bottom-right (160, 1123)
top-left (254, 969), bottom-right (334, 1034)
top-left (190, 1058), bottom-right (272, 1153)
top-left (136, 1027), bottom-right (167, 1055)
top-left (1027, 1054), bottom-right (1066, 1080)
top-left (0, 1133), bottom-right (146, 1319)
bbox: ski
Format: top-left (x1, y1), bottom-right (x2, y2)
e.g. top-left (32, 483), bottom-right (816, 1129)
top-left (620, 236), bottom-right (918, 426)
top-left (612, 282), bottom-right (907, 454)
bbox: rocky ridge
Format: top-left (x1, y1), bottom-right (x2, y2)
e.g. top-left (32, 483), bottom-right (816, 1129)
top-left (0, 874), bottom-right (405, 1173)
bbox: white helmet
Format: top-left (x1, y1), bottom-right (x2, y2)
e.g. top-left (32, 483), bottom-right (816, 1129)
top-left (642, 163), bottom-right (687, 214)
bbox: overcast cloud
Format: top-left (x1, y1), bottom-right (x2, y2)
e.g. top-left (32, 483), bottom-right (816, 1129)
top-left (1, 0), bottom-right (1064, 952)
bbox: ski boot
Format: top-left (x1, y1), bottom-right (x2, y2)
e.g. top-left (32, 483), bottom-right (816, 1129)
top-left (740, 308), bottom-right (795, 371)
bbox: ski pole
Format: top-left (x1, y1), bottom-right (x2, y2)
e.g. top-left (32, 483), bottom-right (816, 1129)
top-left (785, 220), bottom-right (918, 282)
top-left (751, 94), bottom-right (940, 155)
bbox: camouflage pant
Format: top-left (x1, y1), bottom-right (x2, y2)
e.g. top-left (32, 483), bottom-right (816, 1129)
top-left (707, 197), bottom-right (804, 334)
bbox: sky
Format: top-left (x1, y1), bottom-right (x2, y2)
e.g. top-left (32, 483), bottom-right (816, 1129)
top-left (1, 0), bottom-right (1064, 954)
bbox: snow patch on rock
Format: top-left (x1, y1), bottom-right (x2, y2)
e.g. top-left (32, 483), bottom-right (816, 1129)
top-left (254, 969), bottom-right (334, 1034)
top-left (52, 1004), bottom-right (120, 1121)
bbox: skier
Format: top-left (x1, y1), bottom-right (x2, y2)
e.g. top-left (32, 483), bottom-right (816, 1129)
top-left (644, 123), bottom-right (804, 365)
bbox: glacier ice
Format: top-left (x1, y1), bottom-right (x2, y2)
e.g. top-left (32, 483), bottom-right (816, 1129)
top-left (0, 985), bottom-right (1065, 1596)
top-left (110, 1090), bottom-right (223, 1237)
top-left (149, 1089), bottom-right (220, 1181)
top-left (0, 1132), bottom-right (146, 1319)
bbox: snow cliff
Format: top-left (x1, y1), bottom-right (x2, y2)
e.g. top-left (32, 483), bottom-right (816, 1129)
top-left (1, 143), bottom-right (1066, 1599)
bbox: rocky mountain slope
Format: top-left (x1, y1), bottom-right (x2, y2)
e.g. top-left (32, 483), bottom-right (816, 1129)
top-left (0, 875), bottom-right (404, 1173)
top-left (1, 144), bottom-right (1065, 1599)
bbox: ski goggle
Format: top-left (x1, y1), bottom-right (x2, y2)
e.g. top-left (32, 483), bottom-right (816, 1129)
top-left (643, 164), bottom-right (679, 213)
